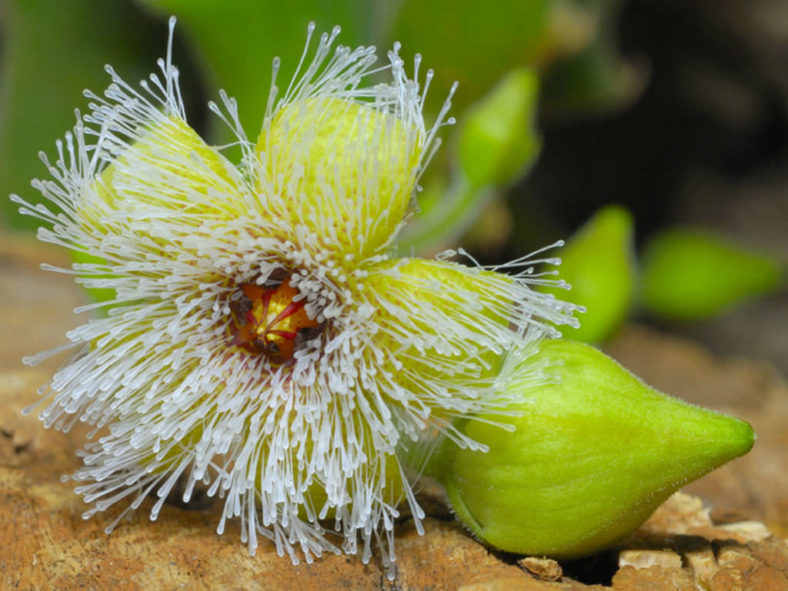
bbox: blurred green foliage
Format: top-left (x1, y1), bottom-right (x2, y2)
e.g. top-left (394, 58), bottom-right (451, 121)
top-left (137, 0), bottom-right (373, 141)
top-left (458, 70), bottom-right (541, 189)
top-left (386, 1), bottom-right (549, 111)
top-left (0, 0), bottom-right (160, 230)
top-left (543, 207), bottom-right (783, 342)
top-left (640, 229), bottom-right (784, 322)
top-left (541, 0), bottom-right (645, 115)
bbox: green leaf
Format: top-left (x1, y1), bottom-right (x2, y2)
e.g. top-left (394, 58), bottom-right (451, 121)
top-left (1, 0), bottom-right (160, 231)
top-left (434, 339), bottom-right (754, 558)
top-left (386, 0), bottom-right (550, 111)
top-left (640, 228), bottom-right (783, 322)
top-left (544, 205), bottom-right (636, 343)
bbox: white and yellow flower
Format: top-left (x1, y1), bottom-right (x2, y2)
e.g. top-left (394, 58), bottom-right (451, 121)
top-left (15, 20), bottom-right (577, 571)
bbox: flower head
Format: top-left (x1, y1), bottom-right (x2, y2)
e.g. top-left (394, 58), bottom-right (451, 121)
top-left (14, 19), bottom-right (577, 571)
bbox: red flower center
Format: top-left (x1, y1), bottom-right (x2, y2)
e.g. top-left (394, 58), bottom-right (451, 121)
top-left (229, 276), bottom-right (320, 362)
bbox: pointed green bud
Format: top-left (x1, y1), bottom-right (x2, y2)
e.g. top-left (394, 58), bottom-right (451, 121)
top-left (458, 69), bottom-right (541, 188)
top-left (640, 228), bottom-right (783, 321)
top-left (544, 205), bottom-right (636, 343)
top-left (436, 339), bottom-right (754, 558)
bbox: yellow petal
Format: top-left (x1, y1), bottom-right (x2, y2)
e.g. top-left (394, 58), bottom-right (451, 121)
top-left (361, 259), bottom-right (523, 430)
top-left (80, 115), bottom-right (243, 230)
top-left (256, 97), bottom-right (422, 260)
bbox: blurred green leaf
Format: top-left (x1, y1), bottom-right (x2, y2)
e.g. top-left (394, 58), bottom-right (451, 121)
top-left (543, 204), bottom-right (636, 343)
top-left (396, 177), bottom-right (495, 256)
top-left (137, 0), bottom-right (374, 142)
top-left (1, 0), bottom-right (160, 231)
top-left (387, 0), bottom-right (550, 111)
top-left (640, 229), bottom-right (783, 322)
top-left (388, 0), bottom-right (637, 115)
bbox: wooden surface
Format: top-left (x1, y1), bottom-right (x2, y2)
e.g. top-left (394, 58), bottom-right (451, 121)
top-left (1, 235), bottom-right (787, 590)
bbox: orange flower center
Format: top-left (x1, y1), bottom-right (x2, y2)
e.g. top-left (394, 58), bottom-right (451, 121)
top-left (229, 276), bottom-right (320, 362)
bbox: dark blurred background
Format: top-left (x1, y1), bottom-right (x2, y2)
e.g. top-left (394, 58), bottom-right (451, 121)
top-left (535, 0), bottom-right (788, 243)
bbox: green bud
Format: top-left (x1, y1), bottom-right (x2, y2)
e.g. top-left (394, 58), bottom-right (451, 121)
top-left (458, 69), bottom-right (541, 188)
top-left (435, 339), bottom-right (754, 558)
top-left (640, 228), bottom-right (783, 322)
top-left (544, 205), bottom-right (636, 343)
